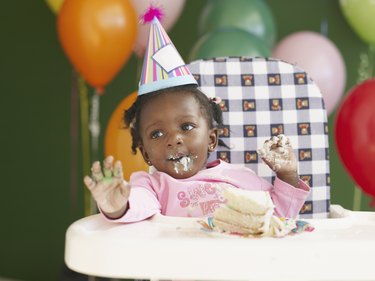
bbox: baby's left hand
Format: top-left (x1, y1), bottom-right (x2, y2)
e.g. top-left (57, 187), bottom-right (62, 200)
top-left (257, 135), bottom-right (298, 186)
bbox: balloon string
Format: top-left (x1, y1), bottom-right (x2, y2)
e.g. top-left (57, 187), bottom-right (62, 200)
top-left (369, 44), bottom-right (375, 78)
top-left (69, 70), bottom-right (79, 215)
top-left (320, 17), bottom-right (328, 37)
top-left (352, 185), bottom-right (362, 211)
top-left (88, 90), bottom-right (101, 215)
top-left (357, 51), bottom-right (370, 84)
top-left (320, 0), bottom-right (328, 37)
top-left (90, 92), bottom-right (101, 161)
top-left (78, 76), bottom-right (92, 217)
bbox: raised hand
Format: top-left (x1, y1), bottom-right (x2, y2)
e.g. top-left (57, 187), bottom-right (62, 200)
top-left (84, 156), bottom-right (130, 218)
top-left (257, 135), bottom-right (299, 187)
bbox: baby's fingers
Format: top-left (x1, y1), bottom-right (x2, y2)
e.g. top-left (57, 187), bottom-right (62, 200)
top-left (91, 161), bottom-right (104, 182)
top-left (261, 157), bottom-right (280, 172)
top-left (113, 160), bottom-right (124, 180)
top-left (103, 155), bottom-right (114, 178)
top-left (84, 176), bottom-right (96, 191)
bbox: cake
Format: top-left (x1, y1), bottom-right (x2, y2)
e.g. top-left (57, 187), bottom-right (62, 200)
top-left (212, 188), bottom-right (274, 235)
top-left (211, 187), bottom-right (298, 237)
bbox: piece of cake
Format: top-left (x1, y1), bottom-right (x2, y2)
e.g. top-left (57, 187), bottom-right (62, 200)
top-left (207, 187), bottom-right (312, 237)
top-left (212, 188), bottom-right (275, 235)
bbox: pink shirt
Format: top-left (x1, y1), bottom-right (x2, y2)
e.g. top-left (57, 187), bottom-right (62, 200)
top-left (107, 160), bottom-right (310, 223)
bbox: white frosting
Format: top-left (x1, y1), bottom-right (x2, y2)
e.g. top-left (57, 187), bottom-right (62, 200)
top-left (173, 156), bottom-right (194, 174)
top-left (257, 134), bottom-right (291, 172)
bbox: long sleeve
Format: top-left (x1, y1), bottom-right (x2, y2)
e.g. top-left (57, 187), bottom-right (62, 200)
top-left (261, 176), bottom-right (310, 218)
top-left (101, 172), bottom-right (162, 223)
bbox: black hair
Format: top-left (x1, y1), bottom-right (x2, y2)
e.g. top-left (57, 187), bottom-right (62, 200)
top-left (124, 84), bottom-right (229, 154)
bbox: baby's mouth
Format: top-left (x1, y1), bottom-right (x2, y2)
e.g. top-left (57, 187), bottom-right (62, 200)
top-left (167, 154), bottom-right (196, 173)
top-left (167, 153), bottom-right (185, 162)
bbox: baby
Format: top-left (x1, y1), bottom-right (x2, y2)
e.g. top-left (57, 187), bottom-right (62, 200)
top-left (84, 85), bottom-right (309, 222)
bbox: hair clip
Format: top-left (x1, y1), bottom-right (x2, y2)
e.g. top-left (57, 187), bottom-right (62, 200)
top-left (210, 97), bottom-right (222, 104)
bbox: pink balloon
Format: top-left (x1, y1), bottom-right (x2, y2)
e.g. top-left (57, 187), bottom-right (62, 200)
top-left (130, 0), bottom-right (186, 57)
top-left (272, 31), bottom-right (346, 115)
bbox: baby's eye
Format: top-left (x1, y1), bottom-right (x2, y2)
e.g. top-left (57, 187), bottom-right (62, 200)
top-left (181, 123), bottom-right (194, 131)
top-left (150, 130), bottom-right (163, 139)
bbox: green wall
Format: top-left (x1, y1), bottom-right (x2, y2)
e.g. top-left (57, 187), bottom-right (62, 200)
top-left (0, 1), bottom-right (373, 280)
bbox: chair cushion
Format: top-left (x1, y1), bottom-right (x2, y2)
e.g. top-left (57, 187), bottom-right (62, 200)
top-left (188, 57), bottom-right (330, 218)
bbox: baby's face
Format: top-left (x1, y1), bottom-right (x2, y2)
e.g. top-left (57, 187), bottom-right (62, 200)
top-left (138, 91), bottom-right (217, 179)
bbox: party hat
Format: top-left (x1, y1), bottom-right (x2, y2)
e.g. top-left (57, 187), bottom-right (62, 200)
top-left (138, 12), bottom-right (197, 96)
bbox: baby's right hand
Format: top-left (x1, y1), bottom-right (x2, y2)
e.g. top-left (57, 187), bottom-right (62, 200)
top-left (84, 155), bottom-right (130, 218)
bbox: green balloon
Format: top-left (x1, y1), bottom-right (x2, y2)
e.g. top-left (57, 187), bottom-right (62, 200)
top-left (340, 0), bottom-right (375, 44)
top-left (189, 28), bottom-right (271, 61)
top-left (198, 0), bottom-right (277, 48)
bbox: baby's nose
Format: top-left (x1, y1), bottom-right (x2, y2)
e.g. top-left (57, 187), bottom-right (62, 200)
top-left (167, 133), bottom-right (183, 146)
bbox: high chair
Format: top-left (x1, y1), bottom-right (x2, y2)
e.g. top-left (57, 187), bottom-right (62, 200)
top-left (65, 57), bottom-right (375, 281)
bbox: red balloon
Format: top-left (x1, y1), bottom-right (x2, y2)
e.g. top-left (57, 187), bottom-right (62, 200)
top-left (335, 79), bottom-right (375, 202)
top-left (58, 0), bottom-right (137, 93)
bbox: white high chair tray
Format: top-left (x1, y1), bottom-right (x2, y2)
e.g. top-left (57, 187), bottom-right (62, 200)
top-left (65, 205), bottom-right (375, 281)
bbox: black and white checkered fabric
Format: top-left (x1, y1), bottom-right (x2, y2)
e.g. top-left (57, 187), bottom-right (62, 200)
top-left (188, 57), bottom-right (330, 218)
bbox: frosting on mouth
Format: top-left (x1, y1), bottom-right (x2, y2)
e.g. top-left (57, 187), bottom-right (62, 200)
top-left (168, 154), bottom-right (196, 174)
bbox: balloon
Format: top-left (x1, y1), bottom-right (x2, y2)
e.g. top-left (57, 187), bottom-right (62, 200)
top-left (57, 0), bottom-right (137, 93)
top-left (198, 0), bottom-right (276, 48)
top-left (340, 0), bottom-right (375, 44)
top-left (45, 0), bottom-right (64, 14)
top-left (105, 91), bottom-right (149, 180)
top-left (130, 0), bottom-right (186, 57)
top-left (190, 28), bottom-right (271, 61)
top-left (272, 31), bottom-right (346, 115)
top-left (335, 79), bottom-right (375, 204)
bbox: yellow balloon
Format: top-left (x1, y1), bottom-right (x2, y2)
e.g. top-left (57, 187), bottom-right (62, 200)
top-left (45, 0), bottom-right (64, 14)
top-left (105, 91), bottom-right (149, 180)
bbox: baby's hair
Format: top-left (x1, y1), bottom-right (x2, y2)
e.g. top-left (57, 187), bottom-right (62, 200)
top-left (124, 84), bottom-right (229, 154)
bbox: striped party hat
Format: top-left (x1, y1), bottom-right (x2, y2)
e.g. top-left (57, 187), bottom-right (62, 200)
top-left (138, 14), bottom-right (197, 96)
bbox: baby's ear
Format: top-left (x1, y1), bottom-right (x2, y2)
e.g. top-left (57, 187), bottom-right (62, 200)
top-left (138, 145), bottom-right (151, 166)
top-left (208, 128), bottom-right (219, 150)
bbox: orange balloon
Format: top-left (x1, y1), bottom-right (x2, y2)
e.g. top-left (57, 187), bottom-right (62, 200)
top-left (57, 0), bottom-right (137, 92)
top-left (105, 91), bottom-right (149, 180)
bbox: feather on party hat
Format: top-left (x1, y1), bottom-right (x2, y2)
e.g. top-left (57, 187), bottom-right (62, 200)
top-left (138, 6), bottom-right (197, 96)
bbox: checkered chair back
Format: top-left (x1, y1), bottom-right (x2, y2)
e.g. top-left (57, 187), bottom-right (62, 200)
top-left (188, 57), bottom-right (330, 218)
